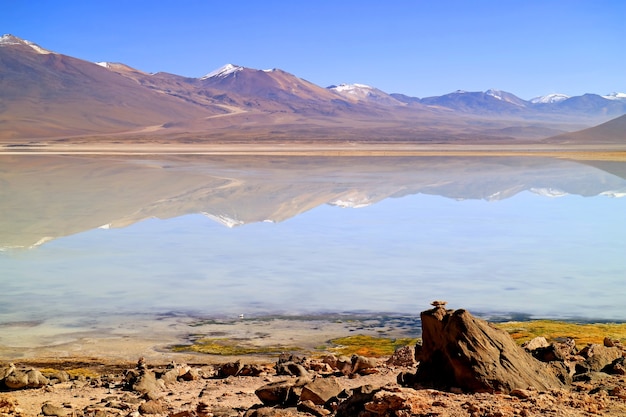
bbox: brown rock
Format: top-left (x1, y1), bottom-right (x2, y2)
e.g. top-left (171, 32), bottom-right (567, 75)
top-left (0, 394), bottom-right (19, 415)
top-left (334, 384), bottom-right (381, 417)
top-left (139, 399), bottom-right (168, 414)
top-left (218, 361), bottom-right (244, 377)
top-left (351, 355), bottom-right (378, 375)
top-left (276, 362), bottom-right (309, 377)
top-left (300, 377), bottom-right (342, 405)
top-left (4, 368), bottom-right (49, 390)
top-left (412, 305), bottom-right (565, 393)
top-left (41, 403), bottom-right (71, 417)
top-left (510, 388), bottom-right (533, 399)
top-left (255, 377), bottom-right (311, 407)
top-left (532, 339), bottom-right (576, 363)
top-left (578, 344), bottom-right (623, 372)
top-left (297, 399), bottom-right (331, 416)
top-left (133, 371), bottom-right (165, 396)
top-left (522, 337), bottom-right (549, 351)
top-left (245, 406), bottom-right (304, 417)
top-left (387, 345), bottom-right (417, 367)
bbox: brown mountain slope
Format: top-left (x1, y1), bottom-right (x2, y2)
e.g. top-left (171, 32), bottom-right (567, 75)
top-left (0, 35), bottom-right (223, 139)
top-left (543, 114), bottom-right (626, 145)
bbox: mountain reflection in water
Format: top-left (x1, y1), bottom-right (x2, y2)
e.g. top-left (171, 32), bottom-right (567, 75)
top-left (1, 155), bottom-right (625, 322)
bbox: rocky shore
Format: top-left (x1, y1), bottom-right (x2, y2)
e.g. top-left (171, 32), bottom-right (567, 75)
top-left (2, 303), bottom-right (626, 417)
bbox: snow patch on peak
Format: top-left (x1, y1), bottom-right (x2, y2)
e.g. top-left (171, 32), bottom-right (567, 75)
top-left (602, 92), bottom-right (626, 100)
top-left (202, 212), bottom-right (244, 228)
top-left (530, 187), bottom-right (568, 198)
top-left (600, 191), bottom-right (626, 198)
top-left (331, 83), bottom-right (374, 93)
top-left (0, 34), bottom-right (22, 45)
top-left (328, 192), bottom-right (374, 208)
top-left (485, 89), bottom-right (504, 100)
top-left (0, 34), bottom-right (53, 54)
top-left (96, 62), bottom-right (111, 68)
top-left (530, 93), bottom-right (570, 104)
top-left (201, 64), bottom-right (244, 80)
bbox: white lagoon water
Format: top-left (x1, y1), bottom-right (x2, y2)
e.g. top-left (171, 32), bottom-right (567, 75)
top-left (1, 155), bottom-right (626, 326)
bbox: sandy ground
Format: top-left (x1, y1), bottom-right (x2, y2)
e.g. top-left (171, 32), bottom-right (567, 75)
top-left (0, 315), bottom-right (415, 416)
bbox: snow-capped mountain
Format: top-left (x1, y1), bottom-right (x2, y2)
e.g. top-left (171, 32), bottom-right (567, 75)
top-left (419, 89), bottom-right (528, 114)
top-left (530, 93), bottom-right (570, 104)
top-left (328, 83), bottom-right (404, 106)
top-left (2, 34), bottom-right (626, 143)
top-left (603, 92), bottom-right (626, 101)
top-left (0, 34), bottom-right (54, 54)
top-left (485, 89), bottom-right (528, 107)
top-left (200, 63), bottom-right (244, 80)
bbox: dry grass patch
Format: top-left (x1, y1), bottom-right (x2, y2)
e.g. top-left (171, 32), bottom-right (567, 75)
top-left (496, 320), bottom-right (626, 347)
top-left (171, 338), bottom-right (301, 356)
top-left (328, 335), bottom-right (419, 357)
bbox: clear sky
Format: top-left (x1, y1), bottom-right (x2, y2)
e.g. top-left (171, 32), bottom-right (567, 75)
top-left (2, 0), bottom-right (624, 99)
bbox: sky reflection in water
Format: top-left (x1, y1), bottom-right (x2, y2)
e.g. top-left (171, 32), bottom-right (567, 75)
top-left (1, 156), bottom-right (626, 323)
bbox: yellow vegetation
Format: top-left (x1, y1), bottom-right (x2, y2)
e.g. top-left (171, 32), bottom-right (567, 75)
top-left (495, 320), bottom-right (626, 348)
top-left (40, 367), bottom-right (101, 379)
top-left (172, 338), bottom-right (301, 356)
top-left (328, 335), bottom-right (420, 357)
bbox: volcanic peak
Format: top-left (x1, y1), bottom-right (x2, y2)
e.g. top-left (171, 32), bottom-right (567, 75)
top-left (0, 34), bottom-right (53, 54)
top-left (200, 63), bottom-right (244, 80)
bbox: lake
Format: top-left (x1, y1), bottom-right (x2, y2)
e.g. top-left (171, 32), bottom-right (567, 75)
top-left (1, 154), bottom-right (626, 334)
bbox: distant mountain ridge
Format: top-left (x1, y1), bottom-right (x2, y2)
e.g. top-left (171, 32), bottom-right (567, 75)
top-left (1, 34), bottom-right (625, 143)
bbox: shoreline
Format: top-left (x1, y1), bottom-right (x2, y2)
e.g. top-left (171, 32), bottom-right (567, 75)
top-left (1, 142), bottom-right (626, 161)
top-left (2, 311), bottom-right (626, 366)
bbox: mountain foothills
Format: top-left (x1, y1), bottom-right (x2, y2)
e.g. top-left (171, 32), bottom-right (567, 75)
top-left (1, 34), bottom-right (625, 144)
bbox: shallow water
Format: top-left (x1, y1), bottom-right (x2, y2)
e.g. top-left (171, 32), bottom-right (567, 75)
top-left (1, 155), bottom-right (626, 329)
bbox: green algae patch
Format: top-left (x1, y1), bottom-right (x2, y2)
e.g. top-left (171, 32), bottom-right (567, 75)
top-left (172, 338), bottom-right (301, 356)
top-left (328, 335), bottom-right (419, 357)
top-left (495, 320), bottom-right (626, 347)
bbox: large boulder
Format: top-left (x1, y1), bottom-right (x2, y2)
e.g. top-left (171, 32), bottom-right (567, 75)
top-left (410, 303), bottom-right (565, 393)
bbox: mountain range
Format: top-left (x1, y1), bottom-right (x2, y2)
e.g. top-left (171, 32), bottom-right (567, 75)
top-left (2, 155), bottom-right (625, 249)
top-left (1, 34), bottom-right (625, 144)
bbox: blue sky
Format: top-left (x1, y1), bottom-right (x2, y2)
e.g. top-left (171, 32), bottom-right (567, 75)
top-left (2, 0), bottom-right (624, 99)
